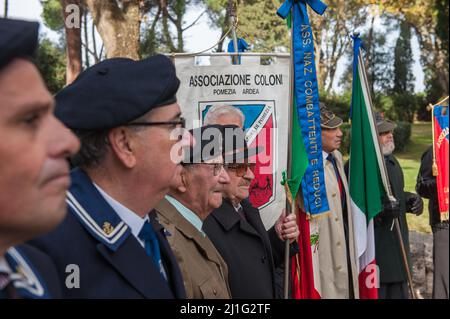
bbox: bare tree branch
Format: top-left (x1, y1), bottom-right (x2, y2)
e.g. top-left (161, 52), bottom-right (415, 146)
top-left (182, 10), bottom-right (206, 32)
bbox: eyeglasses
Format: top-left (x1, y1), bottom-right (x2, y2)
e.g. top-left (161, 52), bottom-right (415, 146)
top-left (225, 162), bottom-right (256, 177)
top-left (183, 162), bottom-right (224, 176)
top-left (126, 117), bottom-right (185, 129)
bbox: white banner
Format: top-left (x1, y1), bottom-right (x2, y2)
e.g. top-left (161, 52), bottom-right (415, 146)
top-left (174, 55), bottom-right (290, 229)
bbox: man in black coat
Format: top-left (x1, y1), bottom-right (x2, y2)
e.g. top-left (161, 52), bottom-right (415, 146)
top-left (30, 54), bottom-right (193, 298)
top-left (0, 18), bottom-right (80, 298)
top-left (202, 122), bottom-right (299, 299)
top-left (416, 145), bottom-right (449, 299)
top-left (374, 113), bottom-right (423, 299)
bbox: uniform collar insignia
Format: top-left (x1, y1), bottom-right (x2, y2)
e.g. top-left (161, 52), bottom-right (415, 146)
top-left (67, 168), bottom-right (132, 251)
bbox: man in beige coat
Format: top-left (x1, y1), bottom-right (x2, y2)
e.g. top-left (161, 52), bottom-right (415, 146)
top-left (155, 125), bottom-right (231, 299)
top-left (309, 103), bottom-right (359, 299)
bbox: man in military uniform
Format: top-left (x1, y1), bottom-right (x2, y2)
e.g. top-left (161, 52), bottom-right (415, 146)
top-left (374, 113), bottom-right (423, 299)
top-left (416, 145), bottom-right (449, 299)
top-left (156, 125), bottom-right (231, 299)
top-left (0, 18), bottom-right (80, 299)
top-left (203, 106), bottom-right (299, 299)
top-left (30, 55), bottom-right (193, 298)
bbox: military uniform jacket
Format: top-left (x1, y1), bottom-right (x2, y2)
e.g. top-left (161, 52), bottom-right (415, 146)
top-left (203, 199), bottom-right (288, 299)
top-left (155, 198), bottom-right (231, 299)
top-left (309, 150), bottom-right (359, 299)
top-left (2, 244), bottom-right (62, 299)
top-left (29, 168), bottom-right (186, 298)
top-left (374, 154), bottom-right (411, 283)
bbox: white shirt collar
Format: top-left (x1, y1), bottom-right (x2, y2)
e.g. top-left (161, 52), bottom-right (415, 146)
top-left (322, 150), bottom-right (330, 162)
top-left (165, 195), bottom-right (206, 236)
top-left (93, 183), bottom-right (148, 247)
top-left (233, 202), bottom-right (243, 212)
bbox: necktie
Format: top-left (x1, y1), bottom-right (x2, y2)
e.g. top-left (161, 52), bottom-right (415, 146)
top-left (138, 220), bottom-right (167, 280)
top-left (236, 205), bottom-right (247, 221)
top-left (327, 153), bottom-right (346, 210)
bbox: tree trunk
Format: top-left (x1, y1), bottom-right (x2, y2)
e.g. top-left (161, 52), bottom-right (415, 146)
top-left (85, 0), bottom-right (141, 60)
top-left (366, 14), bottom-right (376, 96)
top-left (83, 9), bottom-right (90, 68)
top-left (414, 24), bottom-right (449, 95)
top-left (92, 19), bottom-right (99, 63)
top-left (310, 13), bottom-right (324, 91)
top-left (217, 9), bottom-right (231, 53)
top-left (61, 0), bottom-right (83, 85)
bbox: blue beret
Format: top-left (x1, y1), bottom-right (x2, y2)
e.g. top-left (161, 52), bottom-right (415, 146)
top-left (55, 54), bottom-right (180, 130)
top-left (0, 18), bottom-right (39, 71)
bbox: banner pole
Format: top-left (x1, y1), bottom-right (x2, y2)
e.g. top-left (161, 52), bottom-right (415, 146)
top-left (228, 0), bottom-right (239, 65)
top-left (284, 6), bottom-right (295, 300)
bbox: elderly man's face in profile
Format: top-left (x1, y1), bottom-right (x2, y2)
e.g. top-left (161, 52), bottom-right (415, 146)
top-left (129, 102), bottom-right (194, 200)
top-left (378, 131), bottom-right (395, 155)
top-left (321, 127), bottom-right (343, 153)
top-left (0, 59), bottom-right (80, 244)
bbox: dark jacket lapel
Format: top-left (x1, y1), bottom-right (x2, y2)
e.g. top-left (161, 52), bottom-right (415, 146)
top-left (211, 200), bottom-right (260, 237)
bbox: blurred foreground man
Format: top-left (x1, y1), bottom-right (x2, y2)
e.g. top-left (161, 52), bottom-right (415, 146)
top-left (30, 55), bottom-right (192, 298)
top-left (0, 18), bottom-right (79, 299)
top-left (156, 125), bottom-right (231, 299)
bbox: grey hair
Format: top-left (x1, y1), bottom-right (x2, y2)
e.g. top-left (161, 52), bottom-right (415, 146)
top-left (203, 104), bottom-right (245, 126)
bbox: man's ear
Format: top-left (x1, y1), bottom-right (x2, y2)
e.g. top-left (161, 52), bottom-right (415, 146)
top-left (177, 169), bottom-right (189, 193)
top-left (108, 127), bottom-right (137, 168)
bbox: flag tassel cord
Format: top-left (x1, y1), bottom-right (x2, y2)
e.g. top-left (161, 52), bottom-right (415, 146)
top-left (358, 48), bottom-right (418, 299)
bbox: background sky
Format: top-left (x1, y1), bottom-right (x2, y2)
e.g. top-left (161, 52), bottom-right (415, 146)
top-left (1, 0), bottom-right (425, 92)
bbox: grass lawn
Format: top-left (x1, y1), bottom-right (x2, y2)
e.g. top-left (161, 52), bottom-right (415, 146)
top-left (395, 122), bottom-right (433, 233)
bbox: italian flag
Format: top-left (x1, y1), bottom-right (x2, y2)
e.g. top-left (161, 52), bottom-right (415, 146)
top-left (348, 37), bottom-right (387, 299)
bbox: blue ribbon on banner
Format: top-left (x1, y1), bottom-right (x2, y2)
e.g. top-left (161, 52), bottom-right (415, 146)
top-left (227, 38), bottom-right (249, 64)
top-left (278, 0), bottom-right (329, 216)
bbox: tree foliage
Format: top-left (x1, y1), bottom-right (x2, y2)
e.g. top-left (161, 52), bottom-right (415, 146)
top-left (37, 0), bottom-right (448, 123)
top-left (393, 20), bottom-right (415, 94)
top-left (35, 38), bottom-right (66, 94)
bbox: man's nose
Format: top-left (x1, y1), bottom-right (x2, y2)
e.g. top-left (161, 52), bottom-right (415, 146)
top-left (218, 166), bottom-right (230, 184)
top-left (245, 165), bottom-right (255, 180)
top-left (49, 116), bottom-right (80, 158)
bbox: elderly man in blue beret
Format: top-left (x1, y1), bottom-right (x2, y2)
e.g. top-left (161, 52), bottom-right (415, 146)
top-left (30, 54), bottom-right (193, 298)
top-left (0, 18), bottom-right (80, 299)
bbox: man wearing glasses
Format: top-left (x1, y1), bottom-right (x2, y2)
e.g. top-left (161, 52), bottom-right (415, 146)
top-left (155, 125), bottom-right (232, 299)
top-left (203, 106), bottom-right (299, 298)
top-left (30, 55), bottom-right (192, 298)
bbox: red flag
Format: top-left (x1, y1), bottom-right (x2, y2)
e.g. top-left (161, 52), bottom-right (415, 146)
top-left (433, 105), bottom-right (449, 220)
